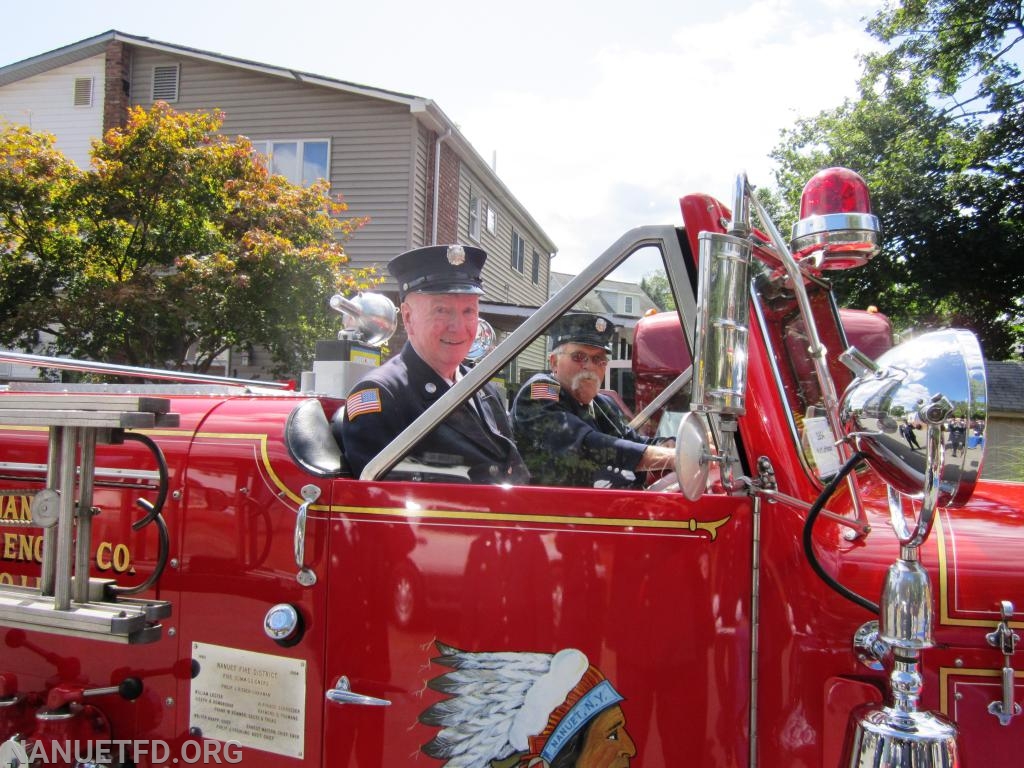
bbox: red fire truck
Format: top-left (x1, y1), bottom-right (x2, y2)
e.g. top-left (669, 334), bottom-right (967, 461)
top-left (0, 168), bottom-right (1019, 768)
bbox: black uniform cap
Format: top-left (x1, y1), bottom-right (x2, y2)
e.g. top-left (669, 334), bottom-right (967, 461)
top-left (549, 313), bottom-right (616, 352)
top-left (389, 244), bottom-right (486, 301)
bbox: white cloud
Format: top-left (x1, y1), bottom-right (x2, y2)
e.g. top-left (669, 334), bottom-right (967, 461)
top-left (455, 0), bottom-right (879, 276)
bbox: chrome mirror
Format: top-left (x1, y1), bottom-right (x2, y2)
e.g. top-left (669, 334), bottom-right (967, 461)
top-left (675, 412), bottom-right (714, 500)
top-left (840, 328), bottom-right (987, 510)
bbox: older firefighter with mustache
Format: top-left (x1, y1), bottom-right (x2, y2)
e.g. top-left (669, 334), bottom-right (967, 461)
top-left (511, 313), bottom-right (674, 488)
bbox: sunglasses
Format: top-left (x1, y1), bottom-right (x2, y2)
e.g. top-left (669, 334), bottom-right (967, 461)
top-left (562, 350), bottom-right (609, 366)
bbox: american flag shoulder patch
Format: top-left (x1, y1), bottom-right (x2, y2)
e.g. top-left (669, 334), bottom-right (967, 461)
top-left (530, 381), bottom-right (560, 401)
top-left (346, 387), bottom-right (382, 420)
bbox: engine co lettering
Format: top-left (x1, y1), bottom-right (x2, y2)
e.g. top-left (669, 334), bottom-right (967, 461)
top-left (96, 541), bottom-right (134, 573)
top-left (1, 530), bottom-right (43, 561)
top-left (1, 496), bottom-right (136, 581)
top-left (1, 531), bottom-right (134, 572)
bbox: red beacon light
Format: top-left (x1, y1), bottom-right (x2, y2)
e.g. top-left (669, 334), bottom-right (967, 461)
top-left (790, 167), bottom-right (880, 270)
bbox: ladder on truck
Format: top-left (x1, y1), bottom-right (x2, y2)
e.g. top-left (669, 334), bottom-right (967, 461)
top-left (0, 394), bottom-right (177, 644)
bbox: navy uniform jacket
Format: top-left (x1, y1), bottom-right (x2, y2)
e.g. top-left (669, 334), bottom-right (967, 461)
top-left (511, 372), bottom-right (662, 488)
top-left (339, 343), bottom-right (529, 484)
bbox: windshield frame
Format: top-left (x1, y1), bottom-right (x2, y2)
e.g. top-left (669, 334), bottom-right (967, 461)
top-left (360, 226), bottom-right (697, 481)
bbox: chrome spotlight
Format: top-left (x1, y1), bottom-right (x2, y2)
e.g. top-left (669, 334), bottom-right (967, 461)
top-left (839, 328), bottom-right (987, 768)
top-left (839, 328), bottom-right (987, 508)
top-left (329, 292), bottom-right (398, 347)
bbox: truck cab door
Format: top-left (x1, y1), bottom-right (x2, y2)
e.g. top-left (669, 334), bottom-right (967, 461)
top-left (320, 479), bottom-right (754, 768)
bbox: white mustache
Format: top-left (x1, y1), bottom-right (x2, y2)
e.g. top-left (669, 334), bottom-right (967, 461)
top-left (572, 371), bottom-right (601, 388)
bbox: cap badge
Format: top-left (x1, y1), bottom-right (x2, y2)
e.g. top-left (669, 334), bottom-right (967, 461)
top-left (595, 318), bottom-right (608, 332)
top-left (447, 245), bottom-right (466, 265)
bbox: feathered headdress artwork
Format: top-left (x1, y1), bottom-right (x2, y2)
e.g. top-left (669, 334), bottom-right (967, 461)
top-left (419, 641), bottom-right (592, 768)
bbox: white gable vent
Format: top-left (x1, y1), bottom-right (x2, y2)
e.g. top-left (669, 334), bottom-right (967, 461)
top-left (73, 77), bottom-right (93, 107)
top-left (152, 64), bottom-right (180, 102)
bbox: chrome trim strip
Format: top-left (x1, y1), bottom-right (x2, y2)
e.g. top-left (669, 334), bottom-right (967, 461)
top-left (749, 494), bottom-right (761, 768)
top-left (0, 461), bottom-right (161, 482)
top-left (791, 211), bottom-right (880, 240)
top-left (0, 349), bottom-right (292, 390)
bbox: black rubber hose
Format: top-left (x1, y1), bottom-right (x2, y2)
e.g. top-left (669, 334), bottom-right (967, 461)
top-left (120, 431), bottom-right (169, 527)
top-left (109, 431), bottom-right (171, 595)
top-left (110, 511), bottom-right (169, 596)
top-left (801, 451), bottom-right (880, 615)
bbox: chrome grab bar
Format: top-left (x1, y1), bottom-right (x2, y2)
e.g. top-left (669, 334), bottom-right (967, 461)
top-left (294, 484), bottom-right (320, 587)
top-left (325, 676), bottom-right (391, 707)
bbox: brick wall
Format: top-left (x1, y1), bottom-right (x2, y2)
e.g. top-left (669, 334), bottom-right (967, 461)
top-left (103, 40), bottom-right (131, 133)
top-left (436, 142), bottom-right (460, 245)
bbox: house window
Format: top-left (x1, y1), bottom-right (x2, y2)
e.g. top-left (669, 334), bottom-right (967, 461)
top-left (511, 231), bottom-right (525, 273)
top-left (152, 64), bottom-right (180, 102)
top-left (251, 140), bottom-right (330, 186)
top-left (624, 296), bottom-right (635, 314)
top-left (469, 196), bottom-right (496, 241)
top-left (531, 250), bottom-right (540, 284)
top-left (469, 195), bottom-right (481, 241)
top-left (73, 77), bottom-right (93, 107)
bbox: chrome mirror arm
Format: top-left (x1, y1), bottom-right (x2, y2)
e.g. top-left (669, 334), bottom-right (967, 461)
top-left (887, 398), bottom-right (951, 550)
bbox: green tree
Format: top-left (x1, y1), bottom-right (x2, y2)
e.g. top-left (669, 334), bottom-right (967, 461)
top-left (0, 125), bottom-right (85, 344)
top-left (0, 103), bottom-right (377, 376)
top-left (768, 0), bottom-right (1024, 359)
top-left (640, 271), bottom-right (676, 311)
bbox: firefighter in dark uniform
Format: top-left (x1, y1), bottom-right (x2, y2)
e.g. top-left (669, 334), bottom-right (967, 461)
top-left (338, 244), bottom-right (529, 484)
top-left (511, 313), bottom-right (674, 488)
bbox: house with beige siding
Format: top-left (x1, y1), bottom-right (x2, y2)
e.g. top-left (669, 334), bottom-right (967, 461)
top-left (983, 361), bottom-right (1024, 482)
top-left (0, 30), bottom-right (555, 379)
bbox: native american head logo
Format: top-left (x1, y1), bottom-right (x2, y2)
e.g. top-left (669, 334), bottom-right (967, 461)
top-left (419, 642), bottom-right (635, 768)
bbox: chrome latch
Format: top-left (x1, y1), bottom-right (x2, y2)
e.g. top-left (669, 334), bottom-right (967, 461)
top-left (986, 600), bottom-right (1020, 726)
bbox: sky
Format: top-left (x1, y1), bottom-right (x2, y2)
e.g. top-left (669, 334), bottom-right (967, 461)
top-left (1, 0), bottom-right (883, 277)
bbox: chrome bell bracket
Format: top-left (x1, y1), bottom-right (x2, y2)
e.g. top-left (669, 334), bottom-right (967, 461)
top-left (853, 620), bottom-right (888, 672)
top-left (985, 600), bottom-right (1021, 726)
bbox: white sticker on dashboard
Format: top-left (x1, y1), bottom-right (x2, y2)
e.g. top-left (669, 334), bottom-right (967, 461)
top-left (803, 416), bottom-right (841, 477)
